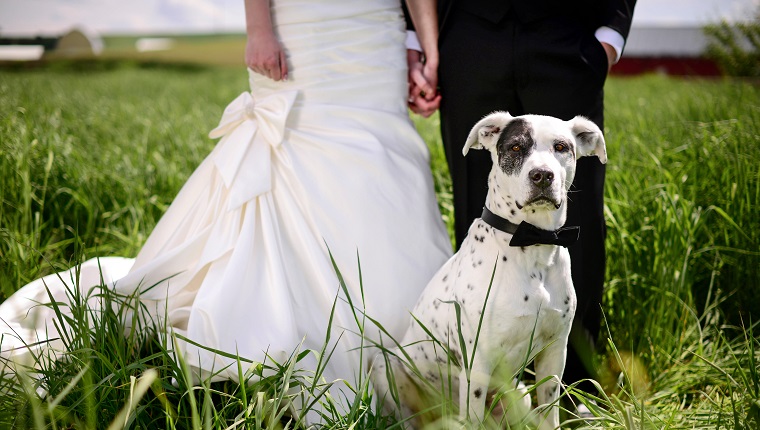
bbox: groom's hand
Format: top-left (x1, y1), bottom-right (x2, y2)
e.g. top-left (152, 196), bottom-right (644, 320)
top-left (600, 41), bottom-right (617, 73)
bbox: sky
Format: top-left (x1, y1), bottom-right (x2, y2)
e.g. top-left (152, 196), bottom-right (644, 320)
top-left (0, 0), bottom-right (758, 36)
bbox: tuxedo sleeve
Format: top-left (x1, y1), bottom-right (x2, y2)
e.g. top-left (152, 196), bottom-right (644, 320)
top-left (604, 0), bottom-right (636, 40)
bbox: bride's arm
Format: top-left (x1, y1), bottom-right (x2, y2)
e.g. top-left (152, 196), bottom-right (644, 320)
top-left (405, 0), bottom-right (440, 116)
top-left (244, 0), bottom-right (288, 81)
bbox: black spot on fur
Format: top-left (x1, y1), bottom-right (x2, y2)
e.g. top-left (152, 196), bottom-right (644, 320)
top-left (524, 295), bottom-right (529, 301)
top-left (502, 256), bottom-right (507, 262)
top-left (496, 118), bottom-right (534, 176)
top-left (443, 274), bottom-right (448, 282)
top-left (474, 388), bottom-right (483, 399)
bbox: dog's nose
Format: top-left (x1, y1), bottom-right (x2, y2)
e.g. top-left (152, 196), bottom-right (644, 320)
top-left (529, 168), bottom-right (554, 188)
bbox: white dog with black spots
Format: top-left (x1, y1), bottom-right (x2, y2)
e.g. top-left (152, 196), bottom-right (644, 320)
top-left (372, 111), bottom-right (607, 429)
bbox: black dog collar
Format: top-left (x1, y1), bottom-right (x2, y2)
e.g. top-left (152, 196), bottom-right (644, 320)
top-left (480, 207), bottom-right (580, 247)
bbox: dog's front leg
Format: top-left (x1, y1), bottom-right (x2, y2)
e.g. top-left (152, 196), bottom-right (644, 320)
top-left (534, 342), bottom-right (567, 430)
top-left (458, 354), bottom-right (491, 424)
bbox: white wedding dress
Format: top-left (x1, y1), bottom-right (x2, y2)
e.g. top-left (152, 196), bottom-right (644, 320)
top-left (0, 0), bottom-right (451, 411)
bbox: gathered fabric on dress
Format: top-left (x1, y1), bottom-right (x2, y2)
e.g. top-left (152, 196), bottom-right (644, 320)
top-left (0, 0), bottom-right (451, 412)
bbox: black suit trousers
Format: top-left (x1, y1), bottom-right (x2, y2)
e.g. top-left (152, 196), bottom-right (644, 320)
top-left (438, 7), bottom-right (608, 388)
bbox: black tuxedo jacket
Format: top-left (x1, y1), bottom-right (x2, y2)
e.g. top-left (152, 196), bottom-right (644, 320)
top-left (405, 0), bottom-right (636, 47)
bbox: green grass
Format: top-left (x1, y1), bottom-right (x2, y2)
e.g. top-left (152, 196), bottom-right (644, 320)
top-left (99, 33), bottom-right (248, 67)
top-left (0, 64), bottom-right (758, 429)
top-left (0, 66), bottom-right (245, 292)
top-left (601, 76), bottom-right (760, 376)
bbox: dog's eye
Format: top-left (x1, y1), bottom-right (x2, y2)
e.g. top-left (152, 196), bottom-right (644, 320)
top-left (554, 143), bottom-right (568, 152)
top-left (510, 144), bottom-right (521, 152)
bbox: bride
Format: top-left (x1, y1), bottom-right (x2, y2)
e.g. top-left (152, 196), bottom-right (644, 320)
top-left (0, 0), bottom-right (451, 416)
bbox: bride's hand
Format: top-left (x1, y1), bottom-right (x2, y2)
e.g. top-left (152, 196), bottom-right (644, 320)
top-left (407, 49), bottom-right (440, 117)
top-left (246, 29), bottom-right (289, 81)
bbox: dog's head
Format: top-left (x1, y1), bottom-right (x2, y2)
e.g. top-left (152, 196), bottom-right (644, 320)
top-left (464, 111), bottom-right (606, 228)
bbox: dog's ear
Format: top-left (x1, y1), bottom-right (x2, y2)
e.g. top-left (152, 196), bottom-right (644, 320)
top-left (463, 111), bottom-right (514, 156)
top-left (569, 116), bottom-right (607, 164)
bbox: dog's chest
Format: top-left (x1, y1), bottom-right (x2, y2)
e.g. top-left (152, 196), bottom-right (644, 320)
top-left (477, 248), bottom-right (574, 370)
top-left (484, 247), bottom-right (572, 331)
top-left (409, 230), bottom-right (575, 370)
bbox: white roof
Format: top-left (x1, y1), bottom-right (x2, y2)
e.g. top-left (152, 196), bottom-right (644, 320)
top-left (0, 45), bottom-right (44, 60)
top-left (624, 26), bottom-right (710, 57)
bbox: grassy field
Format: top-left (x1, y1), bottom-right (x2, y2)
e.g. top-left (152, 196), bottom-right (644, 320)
top-left (0, 61), bottom-right (758, 429)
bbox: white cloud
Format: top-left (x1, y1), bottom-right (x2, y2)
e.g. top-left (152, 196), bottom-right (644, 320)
top-left (1, 0), bottom-right (757, 37)
top-left (634, 0), bottom-right (759, 25)
top-left (0, 0), bottom-right (244, 36)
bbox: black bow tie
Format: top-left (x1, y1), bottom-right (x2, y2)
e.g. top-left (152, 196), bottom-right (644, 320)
top-left (480, 207), bottom-right (580, 248)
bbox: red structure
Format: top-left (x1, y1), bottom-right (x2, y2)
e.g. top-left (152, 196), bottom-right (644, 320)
top-left (612, 57), bottom-right (721, 76)
top-left (612, 25), bottom-right (723, 77)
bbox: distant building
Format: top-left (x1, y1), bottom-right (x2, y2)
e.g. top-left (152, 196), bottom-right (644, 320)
top-left (135, 37), bottom-right (175, 53)
top-left (613, 26), bottom-right (721, 76)
top-left (0, 27), bottom-right (102, 61)
top-left (52, 28), bottom-right (103, 57)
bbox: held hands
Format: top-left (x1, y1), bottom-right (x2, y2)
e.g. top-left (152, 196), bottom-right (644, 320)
top-left (246, 28), bottom-right (288, 81)
top-left (407, 50), bottom-right (440, 118)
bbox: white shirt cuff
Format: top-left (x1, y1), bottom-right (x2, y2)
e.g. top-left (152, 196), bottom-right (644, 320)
top-left (595, 26), bottom-right (625, 63)
top-left (406, 30), bottom-right (422, 52)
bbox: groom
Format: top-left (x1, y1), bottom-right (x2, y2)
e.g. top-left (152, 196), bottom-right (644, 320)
top-left (404, 0), bottom-right (636, 397)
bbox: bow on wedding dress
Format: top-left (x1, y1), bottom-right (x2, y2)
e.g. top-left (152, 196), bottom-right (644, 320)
top-left (208, 90), bottom-right (298, 210)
